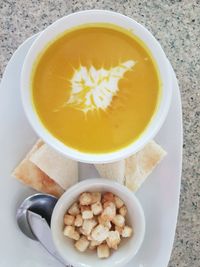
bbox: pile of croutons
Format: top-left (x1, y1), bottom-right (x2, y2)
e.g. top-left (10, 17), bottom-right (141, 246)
top-left (63, 191), bottom-right (133, 258)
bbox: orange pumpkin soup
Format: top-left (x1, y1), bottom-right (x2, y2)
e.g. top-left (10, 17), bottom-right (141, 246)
top-left (32, 24), bottom-right (160, 153)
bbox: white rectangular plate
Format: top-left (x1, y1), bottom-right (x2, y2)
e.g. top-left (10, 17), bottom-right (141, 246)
top-left (0, 34), bottom-right (182, 267)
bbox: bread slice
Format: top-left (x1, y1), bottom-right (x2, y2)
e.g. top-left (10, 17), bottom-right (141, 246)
top-left (94, 160), bottom-right (125, 184)
top-left (125, 140), bottom-right (166, 191)
top-left (12, 140), bottom-right (64, 197)
top-left (30, 143), bottom-right (78, 190)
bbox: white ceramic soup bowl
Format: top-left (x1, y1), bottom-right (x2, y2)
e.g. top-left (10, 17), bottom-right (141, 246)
top-left (21, 10), bottom-right (172, 163)
top-left (51, 179), bottom-right (145, 267)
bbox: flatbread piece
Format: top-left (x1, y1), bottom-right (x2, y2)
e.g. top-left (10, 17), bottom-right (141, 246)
top-left (12, 140), bottom-right (64, 197)
top-left (125, 140), bottom-right (166, 191)
top-left (95, 160), bottom-right (125, 184)
top-left (30, 143), bottom-right (78, 190)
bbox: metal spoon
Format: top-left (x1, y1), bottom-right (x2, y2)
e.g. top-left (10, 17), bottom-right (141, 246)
top-left (16, 193), bottom-right (70, 266)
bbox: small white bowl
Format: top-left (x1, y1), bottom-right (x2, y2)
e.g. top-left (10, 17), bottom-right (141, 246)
top-left (21, 10), bottom-right (172, 163)
top-left (51, 179), bottom-right (145, 267)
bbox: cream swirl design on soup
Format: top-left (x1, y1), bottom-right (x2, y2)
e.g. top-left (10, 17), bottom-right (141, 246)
top-left (67, 60), bottom-right (136, 112)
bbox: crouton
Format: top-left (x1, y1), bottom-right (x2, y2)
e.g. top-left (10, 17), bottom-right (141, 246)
top-left (91, 202), bottom-right (103, 215)
top-left (91, 192), bottom-right (101, 203)
top-left (79, 192), bottom-right (93, 205)
top-left (82, 211), bottom-right (93, 220)
top-left (68, 202), bottom-right (80, 216)
top-left (80, 205), bottom-right (93, 219)
top-left (101, 202), bottom-right (116, 221)
top-left (91, 225), bottom-right (109, 242)
top-left (98, 216), bottom-right (112, 229)
top-left (97, 244), bottom-right (110, 258)
top-left (74, 214), bottom-right (83, 227)
top-left (81, 219), bottom-right (97, 236)
top-left (121, 226), bottom-right (133, 238)
top-left (119, 206), bottom-right (127, 217)
top-left (112, 214), bottom-right (125, 227)
top-left (102, 192), bottom-right (114, 203)
top-left (106, 231), bottom-right (121, 250)
top-left (75, 236), bottom-right (89, 252)
top-left (114, 196), bottom-right (124, 209)
top-left (64, 214), bottom-right (75, 226)
top-left (63, 225), bottom-right (80, 240)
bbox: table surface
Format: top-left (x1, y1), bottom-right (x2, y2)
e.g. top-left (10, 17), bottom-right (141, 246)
top-left (0, 1), bottom-right (199, 266)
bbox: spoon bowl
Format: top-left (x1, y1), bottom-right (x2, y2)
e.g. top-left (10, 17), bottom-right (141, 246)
top-left (16, 193), bottom-right (57, 240)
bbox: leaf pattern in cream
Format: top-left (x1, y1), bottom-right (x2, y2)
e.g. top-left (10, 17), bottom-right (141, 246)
top-left (67, 60), bottom-right (136, 112)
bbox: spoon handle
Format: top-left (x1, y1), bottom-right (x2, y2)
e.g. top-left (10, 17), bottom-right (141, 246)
top-left (28, 211), bottom-right (73, 266)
